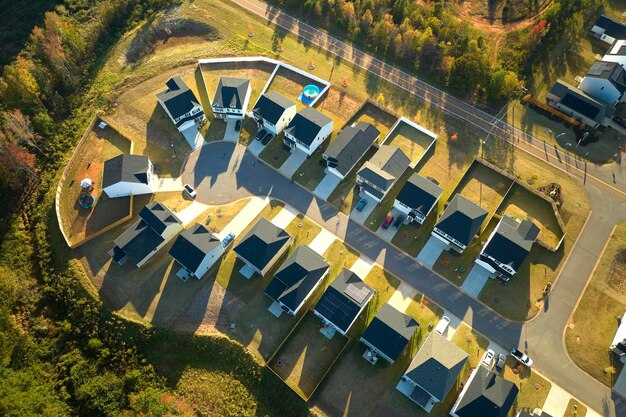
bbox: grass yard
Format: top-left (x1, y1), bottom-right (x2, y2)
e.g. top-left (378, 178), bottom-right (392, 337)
top-left (564, 399), bottom-right (587, 417)
top-left (502, 358), bottom-right (551, 412)
top-left (392, 213), bottom-right (438, 257)
top-left (259, 133), bottom-right (292, 169)
top-left (385, 120), bottom-right (435, 165)
top-left (346, 101), bottom-right (398, 139)
top-left (327, 147), bottom-right (378, 214)
top-left (565, 221), bottom-right (626, 387)
top-left (292, 154), bottom-right (329, 191)
top-left (404, 294), bottom-right (444, 353)
top-left (363, 266), bottom-right (401, 321)
top-left (268, 312), bottom-right (349, 400)
top-left (453, 161), bottom-right (513, 217)
top-left (202, 198), bottom-right (252, 233)
top-left (323, 239), bottom-right (360, 281)
top-left (265, 65), bottom-right (325, 111)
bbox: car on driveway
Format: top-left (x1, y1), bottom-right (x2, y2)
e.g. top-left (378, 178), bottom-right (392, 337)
top-left (613, 115), bottom-right (626, 128)
top-left (496, 353), bottom-right (507, 371)
top-left (393, 214), bottom-right (405, 229)
top-left (434, 316), bottom-right (450, 335)
top-left (381, 214), bottom-right (394, 230)
top-left (222, 232), bottom-right (236, 248)
top-left (183, 184), bottom-right (197, 199)
top-left (355, 198), bottom-right (368, 212)
top-left (235, 120), bottom-right (242, 132)
top-left (511, 348), bottom-right (533, 367)
top-left (482, 349), bottom-right (495, 370)
top-left (255, 129), bottom-right (267, 141)
top-left (261, 132), bottom-right (273, 145)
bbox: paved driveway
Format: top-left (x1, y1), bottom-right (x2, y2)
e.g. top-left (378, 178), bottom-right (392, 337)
top-left (374, 207), bottom-right (404, 242)
top-left (417, 235), bottom-right (448, 268)
top-left (223, 119), bottom-right (240, 142)
top-left (461, 264), bottom-right (491, 298)
top-left (348, 193), bottom-right (376, 225)
top-left (247, 139), bottom-right (265, 156)
top-left (181, 126), bottom-right (206, 150)
top-left (279, 148), bottom-right (307, 178)
top-left (313, 173), bottom-right (342, 199)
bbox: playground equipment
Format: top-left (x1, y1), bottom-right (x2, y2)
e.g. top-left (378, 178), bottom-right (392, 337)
top-left (79, 178), bottom-right (95, 209)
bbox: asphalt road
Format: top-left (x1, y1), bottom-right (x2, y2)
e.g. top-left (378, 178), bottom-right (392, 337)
top-left (233, 0), bottom-right (626, 198)
top-left (183, 141), bottom-right (626, 416)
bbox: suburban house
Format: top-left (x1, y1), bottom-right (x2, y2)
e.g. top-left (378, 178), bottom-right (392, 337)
top-left (578, 60), bottom-right (626, 106)
top-left (211, 77), bottom-right (251, 120)
top-left (323, 121), bottom-right (380, 180)
top-left (547, 80), bottom-right (615, 129)
top-left (168, 224), bottom-right (224, 280)
top-left (610, 311), bottom-right (626, 364)
top-left (313, 269), bottom-right (374, 336)
top-left (475, 216), bottom-right (540, 281)
top-left (109, 202), bottom-right (183, 268)
top-left (156, 77), bottom-right (205, 132)
top-left (264, 245), bottom-right (329, 317)
top-left (360, 303), bottom-right (419, 364)
top-left (603, 39), bottom-right (626, 68)
top-left (233, 217), bottom-right (292, 278)
top-left (591, 15), bottom-right (626, 45)
top-left (252, 91), bottom-right (297, 135)
top-left (283, 106), bottom-right (333, 156)
top-left (393, 173), bottom-right (443, 225)
top-left (450, 366), bottom-right (519, 417)
top-left (431, 194), bottom-right (488, 253)
top-left (396, 332), bottom-right (469, 412)
top-left (102, 154), bottom-right (156, 198)
top-left (356, 145), bottom-right (410, 203)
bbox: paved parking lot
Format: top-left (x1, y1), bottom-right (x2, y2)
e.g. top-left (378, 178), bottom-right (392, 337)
top-left (348, 193), bottom-right (376, 225)
top-left (460, 264), bottom-right (491, 298)
top-left (279, 148), bottom-right (307, 178)
top-left (417, 235), bottom-right (448, 268)
top-left (313, 173), bottom-right (342, 199)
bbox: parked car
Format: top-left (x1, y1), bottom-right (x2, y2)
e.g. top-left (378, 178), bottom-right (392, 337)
top-left (613, 115), bottom-right (626, 128)
top-left (496, 353), bottom-right (507, 371)
top-left (222, 232), bottom-right (236, 248)
top-left (434, 316), bottom-right (450, 335)
top-left (482, 349), bottom-right (496, 369)
top-left (255, 129), bottom-right (267, 141)
top-left (261, 132), bottom-right (273, 145)
top-left (235, 120), bottom-right (242, 132)
top-left (183, 184), bottom-right (197, 199)
top-left (393, 214), bottom-right (405, 229)
top-left (510, 348), bottom-right (533, 367)
top-left (381, 214), bottom-right (394, 230)
top-left (355, 198), bottom-right (368, 212)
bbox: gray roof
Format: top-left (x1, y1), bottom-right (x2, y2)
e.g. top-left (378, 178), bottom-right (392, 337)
top-left (156, 77), bottom-right (202, 124)
top-left (607, 39), bottom-right (626, 57)
top-left (357, 145), bottom-right (410, 193)
top-left (403, 332), bottom-right (468, 401)
top-left (395, 173), bottom-right (443, 215)
top-left (324, 122), bottom-right (380, 176)
top-left (213, 77), bottom-right (250, 110)
top-left (585, 60), bottom-right (626, 95)
top-left (435, 194), bottom-right (488, 247)
top-left (549, 80), bottom-right (615, 123)
top-left (453, 367), bottom-right (518, 417)
top-left (102, 154), bottom-right (150, 188)
top-left (264, 245), bottom-right (329, 312)
top-left (233, 218), bottom-right (291, 272)
top-left (361, 303), bottom-right (418, 362)
top-left (285, 107), bottom-right (333, 146)
top-left (253, 91), bottom-right (296, 125)
top-left (138, 202), bottom-right (182, 235)
top-left (168, 224), bottom-right (221, 273)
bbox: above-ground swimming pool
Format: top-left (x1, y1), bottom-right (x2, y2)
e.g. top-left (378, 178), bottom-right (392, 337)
top-left (303, 84), bottom-right (320, 99)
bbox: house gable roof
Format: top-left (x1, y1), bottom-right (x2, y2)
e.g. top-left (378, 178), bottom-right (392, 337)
top-left (285, 107), bottom-right (333, 146)
top-left (253, 91), bottom-right (296, 125)
top-left (233, 217), bottom-right (291, 272)
top-left (435, 194), bottom-right (488, 247)
top-left (324, 122), bottom-right (380, 176)
top-left (361, 303), bottom-right (418, 361)
top-left (480, 216), bottom-right (539, 277)
top-left (585, 60), bottom-right (626, 95)
top-left (264, 245), bottom-right (329, 311)
top-left (139, 202), bottom-right (182, 235)
top-left (454, 367), bottom-right (518, 417)
top-left (549, 80), bottom-right (615, 122)
top-left (156, 77), bottom-right (202, 121)
top-left (607, 39), bottom-right (626, 57)
top-left (357, 145), bottom-right (410, 192)
top-left (168, 224), bottom-right (221, 272)
top-left (404, 332), bottom-right (468, 401)
top-left (314, 269), bottom-right (374, 333)
top-left (102, 154), bottom-right (150, 188)
top-left (213, 77), bottom-right (250, 110)
top-left (395, 173), bottom-right (443, 215)
top-left (594, 15), bottom-right (626, 39)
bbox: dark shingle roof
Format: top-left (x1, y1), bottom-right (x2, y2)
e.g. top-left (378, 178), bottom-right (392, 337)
top-left (113, 220), bottom-right (165, 264)
top-left (314, 269), bottom-right (374, 333)
top-left (549, 80), bottom-right (615, 122)
top-left (361, 303), bottom-right (418, 362)
top-left (138, 202), bottom-right (182, 235)
top-left (264, 245), bottom-right (329, 311)
top-left (403, 332), bottom-right (468, 401)
top-left (213, 77), bottom-right (250, 110)
top-left (102, 154), bottom-right (150, 188)
top-left (233, 218), bottom-right (291, 272)
top-left (454, 367), bottom-right (518, 417)
top-left (324, 122), bottom-right (380, 176)
top-left (395, 173), bottom-right (443, 215)
top-left (357, 145), bottom-right (410, 192)
top-left (586, 60), bottom-right (626, 95)
top-left (253, 92), bottom-right (296, 125)
top-left (435, 194), bottom-right (488, 247)
top-left (594, 15), bottom-right (626, 39)
top-left (156, 77), bottom-right (202, 123)
top-left (285, 107), bottom-right (333, 146)
top-left (169, 224), bottom-right (221, 272)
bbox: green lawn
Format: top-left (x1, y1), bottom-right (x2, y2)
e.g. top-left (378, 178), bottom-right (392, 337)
top-left (453, 161), bottom-right (513, 217)
top-left (346, 101), bottom-right (398, 139)
top-left (259, 133), bottom-right (291, 169)
top-left (392, 213), bottom-right (438, 257)
top-left (502, 358), bottom-right (551, 412)
top-left (266, 65), bottom-right (324, 111)
top-left (385, 120), bottom-right (435, 165)
top-left (404, 294), bottom-right (444, 354)
top-left (564, 399), bottom-right (587, 417)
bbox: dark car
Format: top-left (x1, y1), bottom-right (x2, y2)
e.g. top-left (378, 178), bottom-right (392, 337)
top-left (614, 115), bottom-right (626, 128)
top-left (355, 198), bottom-right (368, 212)
top-left (235, 120), bottom-right (242, 132)
top-left (393, 215), bottom-right (405, 229)
top-left (381, 214), bottom-right (394, 230)
top-left (261, 132), bottom-right (273, 145)
top-left (255, 129), bottom-right (267, 141)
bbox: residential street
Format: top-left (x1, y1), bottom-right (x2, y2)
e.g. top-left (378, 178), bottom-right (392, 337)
top-left (182, 141), bottom-right (626, 416)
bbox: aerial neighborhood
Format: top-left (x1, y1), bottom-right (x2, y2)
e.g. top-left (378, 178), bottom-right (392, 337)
top-left (4, 1), bottom-right (626, 416)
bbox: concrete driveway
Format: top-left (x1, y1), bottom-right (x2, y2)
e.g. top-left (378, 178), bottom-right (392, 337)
top-left (461, 264), bottom-right (491, 298)
top-left (313, 172), bottom-right (342, 199)
top-left (181, 126), bottom-right (206, 150)
top-left (417, 235), bottom-right (448, 268)
top-left (247, 139), bottom-right (265, 156)
top-left (223, 119), bottom-right (240, 142)
top-left (374, 207), bottom-right (404, 242)
top-left (348, 193), bottom-right (376, 225)
top-left (279, 148), bottom-right (307, 178)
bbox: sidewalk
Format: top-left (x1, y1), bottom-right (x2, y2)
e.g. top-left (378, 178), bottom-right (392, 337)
top-left (214, 196), bottom-right (268, 239)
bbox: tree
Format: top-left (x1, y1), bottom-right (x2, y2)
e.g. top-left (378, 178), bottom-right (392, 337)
top-left (2, 110), bottom-right (46, 157)
top-left (0, 57), bottom-right (42, 111)
top-left (447, 51), bottom-right (490, 95)
top-left (487, 68), bottom-right (523, 101)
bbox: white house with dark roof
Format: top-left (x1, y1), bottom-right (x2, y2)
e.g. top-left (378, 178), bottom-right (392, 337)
top-left (475, 215), bottom-right (540, 281)
top-left (156, 77), bottom-right (204, 132)
top-left (396, 332), bottom-right (468, 412)
top-left (323, 121), bottom-right (380, 180)
top-left (233, 217), bottom-right (292, 277)
top-left (611, 311), bottom-right (626, 364)
top-left (591, 15), bottom-right (626, 45)
top-left (109, 202), bottom-right (183, 268)
top-left (450, 366), bottom-right (518, 417)
top-left (360, 303), bottom-right (418, 364)
top-left (603, 39), bottom-right (626, 69)
top-left (356, 145), bottom-right (410, 203)
top-left (283, 106), bottom-right (333, 156)
top-left (546, 80), bottom-right (615, 129)
top-left (169, 224), bottom-right (224, 280)
top-left (431, 194), bottom-right (488, 253)
top-left (394, 173), bottom-right (443, 224)
top-left (211, 77), bottom-right (251, 120)
top-left (102, 154), bottom-right (156, 198)
top-left (579, 60), bottom-right (626, 105)
top-left (252, 91), bottom-right (297, 135)
top-left (264, 245), bottom-right (329, 317)
top-left (314, 269), bottom-right (374, 336)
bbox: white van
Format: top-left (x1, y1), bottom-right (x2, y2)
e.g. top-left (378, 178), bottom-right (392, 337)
top-left (435, 316), bottom-right (451, 335)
